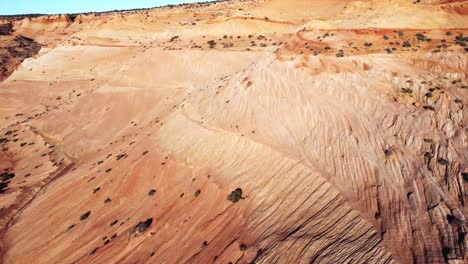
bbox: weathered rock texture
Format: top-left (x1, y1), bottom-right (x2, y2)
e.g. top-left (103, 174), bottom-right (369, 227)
top-left (0, 0), bottom-right (467, 263)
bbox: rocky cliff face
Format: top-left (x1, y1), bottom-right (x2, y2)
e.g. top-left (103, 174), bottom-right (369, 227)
top-left (0, 0), bottom-right (466, 263)
top-left (0, 27), bottom-right (41, 81)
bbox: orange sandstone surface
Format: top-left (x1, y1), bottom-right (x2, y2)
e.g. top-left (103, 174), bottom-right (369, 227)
top-left (0, 0), bottom-right (467, 263)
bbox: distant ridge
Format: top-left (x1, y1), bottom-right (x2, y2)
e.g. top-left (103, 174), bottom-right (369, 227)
top-left (0, 0), bottom-right (226, 18)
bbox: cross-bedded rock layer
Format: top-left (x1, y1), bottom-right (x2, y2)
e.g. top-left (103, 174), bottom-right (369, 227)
top-left (0, 0), bottom-right (466, 263)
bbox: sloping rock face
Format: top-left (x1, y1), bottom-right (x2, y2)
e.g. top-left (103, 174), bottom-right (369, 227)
top-left (0, 22), bottom-right (13, 36)
top-left (0, 20), bottom-right (41, 81)
top-left (0, 0), bottom-right (467, 263)
top-left (0, 35), bottom-right (41, 82)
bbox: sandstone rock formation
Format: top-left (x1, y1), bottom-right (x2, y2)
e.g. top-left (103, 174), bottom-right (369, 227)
top-left (0, 0), bottom-right (467, 263)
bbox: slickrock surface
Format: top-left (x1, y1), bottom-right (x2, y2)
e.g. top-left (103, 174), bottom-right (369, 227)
top-left (0, 22), bottom-right (41, 82)
top-left (0, 0), bottom-right (467, 263)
